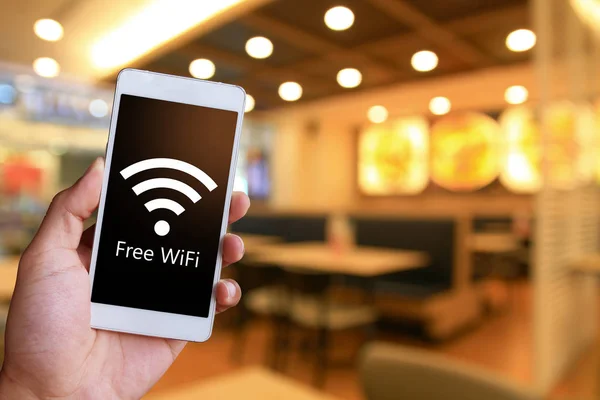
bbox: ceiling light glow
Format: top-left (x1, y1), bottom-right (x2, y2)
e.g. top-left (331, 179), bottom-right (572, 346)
top-left (367, 105), bottom-right (388, 124)
top-left (245, 94), bottom-right (255, 112)
top-left (324, 6), bottom-right (355, 31)
top-left (245, 36), bottom-right (273, 59)
top-left (411, 50), bottom-right (438, 72)
top-left (278, 82), bottom-right (303, 101)
top-left (189, 58), bottom-right (216, 79)
top-left (506, 29), bottom-right (536, 52)
top-left (337, 68), bottom-right (362, 88)
top-left (91, 0), bottom-right (242, 71)
top-left (429, 97), bottom-right (451, 115)
top-left (33, 57), bottom-right (60, 78)
top-left (505, 85), bottom-right (529, 105)
top-left (34, 19), bottom-right (64, 42)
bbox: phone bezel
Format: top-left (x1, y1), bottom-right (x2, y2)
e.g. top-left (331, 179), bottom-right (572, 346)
top-left (89, 69), bottom-right (246, 342)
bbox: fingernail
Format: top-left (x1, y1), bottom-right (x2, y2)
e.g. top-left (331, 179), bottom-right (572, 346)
top-left (237, 235), bottom-right (245, 255)
top-left (85, 157), bottom-right (104, 175)
top-left (224, 280), bottom-right (236, 298)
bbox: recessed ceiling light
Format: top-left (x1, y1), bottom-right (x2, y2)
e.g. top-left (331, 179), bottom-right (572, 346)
top-left (324, 6), bottom-right (354, 31)
top-left (367, 105), bottom-right (388, 124)
top-left (33, 57), bottom-right (60, 78)
top-left (505, 85), bottom-right (529, 105)
top-left (245, 94), bottom-right (255, 112)
top-left (34, 19), bottom-right (64, 42)
top-left (278, 82), bottom-right (302, 101)
top-left (337, 68), bottom-right (362, 88)
top-left (89, 99), bottom-right (109, 118)
top-left (411, 50), bottom-right (438, 72)
top-left (429, 97), bottom-right (451, 116)
top-left (506, 29), bottom-right (536, 52)
top-left (245, 36), bottom-right (273, 59)
top-left (189, 58), bottom-right (215, 79)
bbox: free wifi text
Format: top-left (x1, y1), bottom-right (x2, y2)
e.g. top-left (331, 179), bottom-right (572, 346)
top-left (115, 240), bottom-right (201, 268)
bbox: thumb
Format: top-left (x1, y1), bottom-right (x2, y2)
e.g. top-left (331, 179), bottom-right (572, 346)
top-left (29, 157), bottom-right (104, 255)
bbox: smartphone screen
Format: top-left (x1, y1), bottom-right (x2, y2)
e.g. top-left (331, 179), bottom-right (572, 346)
top-left (91, 94), bottom-right (238, 318)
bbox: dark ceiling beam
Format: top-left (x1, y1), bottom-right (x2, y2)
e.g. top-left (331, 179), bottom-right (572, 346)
top-left (360, 4), bottom-right (529, 55)
top-left (243, 13), bottom-right (337, 54)
top-left (177, 43), bottom-right (258, 72)
top-left (247, 5), bottom-right (527, 82)
top-left (366, 0), bottom-right (496, 67)
top-left (241, 12), bottom-right (400, 76)
top-left (176, 42), bottom-right (337, 91)
top-left (445, 4), bottom-right (528, 36)
top-left (163, 3), bottom-right (526, 107)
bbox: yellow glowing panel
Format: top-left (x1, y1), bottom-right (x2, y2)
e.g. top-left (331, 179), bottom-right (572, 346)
top-left (358, 118), bottom-right (429, 195)
top-left (430, 113), bottom-right (502, 191)
top-left (499, 107), bottom-right (542, 193)
top-left (577, 104), bottom-right (597, 185)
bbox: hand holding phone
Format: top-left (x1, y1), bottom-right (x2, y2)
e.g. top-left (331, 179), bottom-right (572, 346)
top-left (1, 157), bottom-right (249, 399)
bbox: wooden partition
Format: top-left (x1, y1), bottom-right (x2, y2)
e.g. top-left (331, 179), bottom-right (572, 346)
top-left (533, 0), bottom-right (600, 393)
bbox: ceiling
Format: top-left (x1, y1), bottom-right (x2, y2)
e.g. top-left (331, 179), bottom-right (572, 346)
top-left (140, 0), bottom-right (531, 111)
top-left (0, 0), bottom-right (267, 82)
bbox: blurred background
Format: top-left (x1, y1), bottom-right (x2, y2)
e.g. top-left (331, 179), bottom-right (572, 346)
top-left (1, 0), bottom-right (600, 399)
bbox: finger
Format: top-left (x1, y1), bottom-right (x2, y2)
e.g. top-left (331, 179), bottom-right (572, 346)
top-left (222, 233), bottom-right (244, 268)
top-left (228, 192), bottom-right (250, 225)
top-left (80, 224), bottom-right (96, 250)
top-left (215, 279), bottom-right (242, 313)
top-left (77, 225), bottom-right (97, 272)
top-left (29, 158), bottom-right (104, 255)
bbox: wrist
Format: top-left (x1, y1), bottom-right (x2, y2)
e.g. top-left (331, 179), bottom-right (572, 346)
top-left (0, 370), bottom-right (40, 400)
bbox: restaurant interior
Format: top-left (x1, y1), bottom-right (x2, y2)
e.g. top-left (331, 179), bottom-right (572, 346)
top-left (1, 0), bottom-right (600, 399)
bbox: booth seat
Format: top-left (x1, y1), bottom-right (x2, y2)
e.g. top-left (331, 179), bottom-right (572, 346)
top-left (351, 216), bottom-right (454, 298)
top-left (351, 215), bottom-right (480, 340)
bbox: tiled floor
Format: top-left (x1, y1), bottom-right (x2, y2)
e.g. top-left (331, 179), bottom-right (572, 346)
top-left (147, 282), bottom-right (598, 399)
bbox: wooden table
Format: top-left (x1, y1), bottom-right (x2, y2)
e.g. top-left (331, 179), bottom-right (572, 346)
top-left (248, 241), bottom-right (428, 276)
top-left (0, 257), bottom-right (19, 301)
top-left (469, 233), bottom-right (520, 254)
top-left (145, 367), bottom-right (339, 400)
top-left (237, 234), bottom-right (282, 250)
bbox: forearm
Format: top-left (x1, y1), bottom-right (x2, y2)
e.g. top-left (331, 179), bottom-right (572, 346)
top-left (0, 370), bottom-right (40, 400)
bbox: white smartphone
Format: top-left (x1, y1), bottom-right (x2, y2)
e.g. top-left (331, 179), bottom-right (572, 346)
top-left (89, 69), bottom-right (246, 342)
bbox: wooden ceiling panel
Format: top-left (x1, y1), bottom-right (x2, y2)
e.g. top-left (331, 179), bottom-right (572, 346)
top-left (196, 21), bottom-right (313, 67)
top-left (402, 0), bottom-right (527, 23)
top-left (465, 25), bottom-right (533, 63)
top-left (140, 0), bottom-right (533, 110)
top-left (259, 0), bottom-right (411, 47)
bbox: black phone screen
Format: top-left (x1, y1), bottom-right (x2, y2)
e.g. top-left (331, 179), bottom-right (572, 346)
top-left (91, 94), bottom-right (238, 318)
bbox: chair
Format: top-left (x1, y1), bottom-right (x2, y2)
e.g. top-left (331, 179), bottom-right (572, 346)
top-left (359, 342), bottom-right (540, 400)
top-left (230, 260), bottom-right (287, 365)
top-left (281, 268), bottom-right (377, 387)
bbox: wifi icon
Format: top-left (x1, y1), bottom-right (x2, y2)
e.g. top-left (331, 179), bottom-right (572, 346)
top-left (120, 158), bottom-right (217, 236)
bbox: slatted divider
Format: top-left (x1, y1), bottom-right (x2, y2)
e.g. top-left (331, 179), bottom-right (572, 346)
top-left (533, 0), bottom-right (600, 393)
